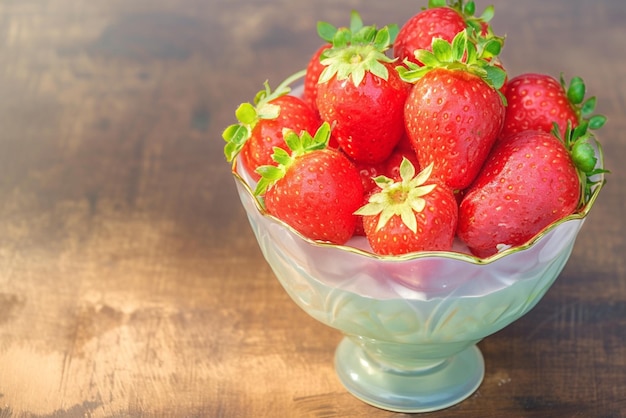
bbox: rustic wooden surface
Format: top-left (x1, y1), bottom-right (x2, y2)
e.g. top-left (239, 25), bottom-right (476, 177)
top-left (0, 0), bottom-right (625, 417)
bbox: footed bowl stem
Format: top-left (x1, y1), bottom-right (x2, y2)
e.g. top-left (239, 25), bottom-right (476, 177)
top-left (334, 335), bottom-right (484, 413)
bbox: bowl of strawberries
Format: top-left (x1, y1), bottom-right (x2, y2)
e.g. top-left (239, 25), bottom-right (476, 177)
top-left (223, 1), bottom-right (607, 413)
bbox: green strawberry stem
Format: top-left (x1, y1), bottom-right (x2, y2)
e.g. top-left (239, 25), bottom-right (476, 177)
top-left (554, 121), bottom-right (609, 207)
top-left (317, 11), bottom-right (399, 87)
top-left (222, 69), bottom-right (306, 162)
top-left (355, 158), bottom-right (436, 233)
top-left (397, 29), bottom-right (507, 103)
top-left (254, 122), bottom-right (332, 197)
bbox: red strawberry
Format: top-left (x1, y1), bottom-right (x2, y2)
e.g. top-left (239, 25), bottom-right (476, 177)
top-left (315, 13), bottom-right (409, 165)
top-left (303, 44), bottom-right (331, 113)
top-left (355, 159), bottom-right (458, 255)
top-left (223, 75), bottom-right (321, 181)
top-left (400, 30), bottom-right (507, 190)
top-left (501, 72), bottom-right (607, 140)
top-left (354, 160), bottom-right (386, 194)
top-left (351, 160), bottom-right (386, 236)
top-left (395, 7), bottom-right (465, 65)
top-left (394, 0), bottom-right (497, 65)
top-left (457, 125), bottom-right (606, 258)
top-left (304, 12), bottom-right (373, 150)
top-left (303, 11), bottom-right (345, 113)
top-left (395, 132), bottom-right (414, 152)
top-left (255, 122), bottom-right (364, 245)
top-left (383, 145), bottom-right (421, 182)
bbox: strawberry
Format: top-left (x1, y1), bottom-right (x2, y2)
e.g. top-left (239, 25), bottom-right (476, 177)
top-left (394, 132), bottom-right (414, 152)
top-left (303, 44), bottom-right (331, 113)
top-left (223, 73), bottom-right (321, 181)
top-left (302, 16), bottom-right (346, 113)
top-left (255, 122), bottom-right (364, 245)
top-left (354, 160), bottom-right (386, 194)
top-left (352, 159), bottom-right (387, 237)
top-left (355, 159), bottom-right (458, 255)
top-left (399, 30), bottom-right (507, 190)
top-left (303, 15), bottom-right (360, 147)
top-left (457, 123), bottom-right (607, 258)
top-left (315, 13), bottom-right (409, 165)
top-left (383, 145), bottom-right (421, 182)
top-left (501, 72), bottom-right (607, 140)
top-left (394, 0), bottom-right (497, 65)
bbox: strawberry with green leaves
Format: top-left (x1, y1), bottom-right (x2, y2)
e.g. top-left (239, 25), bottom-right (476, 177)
top-left (302, 15), bottom-right (352, 114)
top-left (394, 0), bottom-right (496, 65)
top-left (255, 122), bottom-right (364, 245)
top-left (303, 43), bottom-right (331, 113)
top-left (400, 29), bottom-right (507, 190)
top-left (223, 73), bottom-right (321, 181)
top-left (457, 123), bottom-right (607, 258)
top-left (355, 158), bottom-right (458, 255)
top-left (501, 72), bottom-right (607, 140)
top-left (315, 12), bottom-right (409, 165)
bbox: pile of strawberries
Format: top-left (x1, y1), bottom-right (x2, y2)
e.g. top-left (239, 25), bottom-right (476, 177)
top-left (224, 0), bottom-right (607, 258)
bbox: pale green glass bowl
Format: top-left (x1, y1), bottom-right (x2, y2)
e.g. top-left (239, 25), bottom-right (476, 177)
top-left (231, 122), bottom-right (605, 413)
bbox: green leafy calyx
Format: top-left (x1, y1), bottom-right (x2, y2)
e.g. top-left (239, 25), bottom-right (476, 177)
top-left (397, 29), bottom-right (507, 102)
top-left (553, 121), bottom-right (609, 207)
top-left (222, 69), bottom-right (306, 162)
top-left (554, 74), bottom-right (608, 206)
top-left (317, 11), bottom-right (399, 87)
top-left (254, 122), bottom-right (332, 196)
top-left (560, 73), bottom-right (607, 132)
top-left (317, 10), bottom-right (367, 43)
top-left (355, 159), bottom-right (436, 233)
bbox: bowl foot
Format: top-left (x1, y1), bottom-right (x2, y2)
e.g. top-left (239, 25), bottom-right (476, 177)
top-left (334, 337), bottom-right (484, 413)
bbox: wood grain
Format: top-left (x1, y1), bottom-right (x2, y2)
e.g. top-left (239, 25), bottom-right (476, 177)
top-left (0, 0), bottom-right (625, 416)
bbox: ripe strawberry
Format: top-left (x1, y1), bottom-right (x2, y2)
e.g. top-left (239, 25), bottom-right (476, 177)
top-left (315, 13), bottom-right (409, 165)
top-left (354, 160), bottom-right (386, 194)
top-left (399, 30), bottom-right (507, 190)
top-left (352, 159), bottom-right (386, 237)
top-left (302, 15), bottom-right (346, 113)
top-left (394, 132), bottom-right (414, 152)
top-left (383, 145), bottom-right (421, 182)
top-left (501, 72), bottom-right (607, 140)
top-left (303, 44), bottom-right (331, 112)
top-left (457, 124), bottom-right (606, 258)
top-left (255, 122), bottom-right (364, 245)
top-left (355, 159), bottom-right (458, 255)
top-left (223, 74), bottom-right (321, 181)
top-left (394, 0), bottom-right (497, 65)
top-left (303, 14), bottom-right (365, 147)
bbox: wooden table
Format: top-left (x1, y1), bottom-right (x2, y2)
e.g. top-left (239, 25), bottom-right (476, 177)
top-left (1, 0), bottom-right (625, 416)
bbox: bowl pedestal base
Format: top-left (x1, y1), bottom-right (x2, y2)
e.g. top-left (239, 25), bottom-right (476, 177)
top-left (334, 336), bottom-right (484, 413)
